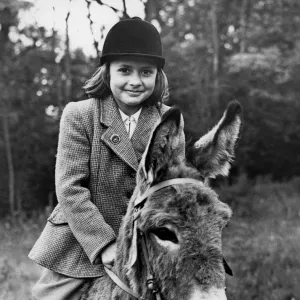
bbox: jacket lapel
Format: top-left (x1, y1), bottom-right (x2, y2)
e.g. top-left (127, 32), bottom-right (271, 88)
top-left (131, 105), bottom-right (161, 163)
top-left (100, 97), bottom-right (139, 171)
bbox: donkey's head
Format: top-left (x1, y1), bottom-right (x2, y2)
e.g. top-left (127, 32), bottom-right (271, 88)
top-left (117, 102), bottom-right (243, 300)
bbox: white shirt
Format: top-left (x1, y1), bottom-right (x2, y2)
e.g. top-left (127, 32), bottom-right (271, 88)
top-left (119, 108), bottom-right (142, 139)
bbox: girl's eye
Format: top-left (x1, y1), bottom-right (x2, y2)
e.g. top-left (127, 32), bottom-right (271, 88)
top-left (142, 69), bottom-right (154, 76)
top-left (118, 68), bottom-right (130, 74)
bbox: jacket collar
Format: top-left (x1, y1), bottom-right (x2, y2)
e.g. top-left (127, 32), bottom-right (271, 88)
top-left (100, 96), bottom-right (138, 171)
top-left (100, 95), bottom-right (119, 127)
top-left (100, 96), bottom-right (161, 171)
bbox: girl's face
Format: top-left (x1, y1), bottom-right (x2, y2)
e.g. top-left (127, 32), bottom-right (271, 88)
top-left (109, 57), bottom-right (158, 116)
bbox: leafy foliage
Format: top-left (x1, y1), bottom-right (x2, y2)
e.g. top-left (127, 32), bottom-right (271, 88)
top-left (158, 0), bottom-right (300, 179)
top-left (0, 0), bottom-right (300, 215)
top-left (220, 177), bottom-right (300, 299)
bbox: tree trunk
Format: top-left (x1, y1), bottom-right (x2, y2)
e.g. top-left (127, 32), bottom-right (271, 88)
top-left (56, 64), bottom-right (63, 110)
top-left (2, 110), bottom-right (15, 215)
top-left (239, 0), bottom-right (249, 53)
top-left (51, 6), bottom-right (63, 110)
top-left (85, 0), bottom-right (100, 56)
top-left (210, 0), bottom-right (220, 107)
top-left (122, 0), bottom-right (128, 18)
top-left (1, 5), bottom-right (16, 215)
top-left (53, 33), bottom-right (63, 110)
top-left (64, 1), bottom-right (72, 105)
top-left (16, 173), bottom-right (22, 213)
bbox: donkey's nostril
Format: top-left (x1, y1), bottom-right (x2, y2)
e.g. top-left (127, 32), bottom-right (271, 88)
top-left (150, 227), bottom-right (179, 244)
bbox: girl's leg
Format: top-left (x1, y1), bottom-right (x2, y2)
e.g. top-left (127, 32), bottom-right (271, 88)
top-left (32, 267), bottom-right (86, 300)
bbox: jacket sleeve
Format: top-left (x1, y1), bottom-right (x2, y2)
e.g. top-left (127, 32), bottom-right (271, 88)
top-left (55, 102), bottom-right (116, 265)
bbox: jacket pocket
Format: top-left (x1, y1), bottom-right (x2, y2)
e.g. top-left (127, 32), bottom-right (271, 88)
top-left (47, 205), bottom-right (68, 225)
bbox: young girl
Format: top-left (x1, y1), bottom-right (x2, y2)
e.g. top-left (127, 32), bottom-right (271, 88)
top-left (29, 17), bottom-right (185, 300)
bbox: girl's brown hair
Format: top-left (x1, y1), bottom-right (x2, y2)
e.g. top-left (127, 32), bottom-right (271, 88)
top-left (83, 63), bottom-right (169, 106)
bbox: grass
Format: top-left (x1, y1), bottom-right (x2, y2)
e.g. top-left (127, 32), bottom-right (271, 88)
top-left (0, 213), bottom-right (44, 300)
top-left (0, 177), bottom-right (299, 300)
top-left (220, 176), bottom-right (300, 300)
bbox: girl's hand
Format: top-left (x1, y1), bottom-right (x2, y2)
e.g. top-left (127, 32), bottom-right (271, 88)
top-left (100, 242), bottom-right (117, 269)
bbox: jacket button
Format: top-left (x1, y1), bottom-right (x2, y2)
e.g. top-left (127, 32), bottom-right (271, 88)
top-left (110, 134), bottom-right (120, 145)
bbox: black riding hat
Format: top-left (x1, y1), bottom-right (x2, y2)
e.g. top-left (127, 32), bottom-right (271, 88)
top-left (100, 17), bottom-right (165, 68)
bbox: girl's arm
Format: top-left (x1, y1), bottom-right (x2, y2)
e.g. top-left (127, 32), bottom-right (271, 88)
top-left (55, 102), bottom-right (116, 265)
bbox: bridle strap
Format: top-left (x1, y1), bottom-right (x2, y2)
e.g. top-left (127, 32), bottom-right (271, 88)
top-left (140, 231), bottom-right (162, 300)
top-left (104, 266), bottom-right (143, 300)
top-left (104, 263), bottom-right (161, 300)
top-left (134, 178), bottom-right (201, 208)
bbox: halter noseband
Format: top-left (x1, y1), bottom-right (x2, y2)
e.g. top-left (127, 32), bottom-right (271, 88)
top-left (134, 178), bottom-right (202, 208)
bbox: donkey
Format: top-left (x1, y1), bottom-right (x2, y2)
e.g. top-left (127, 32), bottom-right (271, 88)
top-left (81, 101), bottom-right (243, 300)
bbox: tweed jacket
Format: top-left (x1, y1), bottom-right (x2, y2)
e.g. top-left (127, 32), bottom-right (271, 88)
top-left (28, 96), bottom-right (185, 278)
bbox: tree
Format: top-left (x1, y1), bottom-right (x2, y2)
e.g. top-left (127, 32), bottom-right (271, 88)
top-left (0, 0), bottom-right (92, 215)
top-left (141, 0), bottom-right (300, 179)
top-left (0, 0), bottom-right (33, 215)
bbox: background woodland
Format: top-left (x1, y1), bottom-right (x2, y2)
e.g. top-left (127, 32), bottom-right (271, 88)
top-left (1, 0), bottom-right (299, 215)
top-left (0, 1), bottom-right (299, 299)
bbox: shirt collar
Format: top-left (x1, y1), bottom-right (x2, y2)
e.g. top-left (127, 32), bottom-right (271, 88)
top-left (119, 107), bottom-right (142, 123)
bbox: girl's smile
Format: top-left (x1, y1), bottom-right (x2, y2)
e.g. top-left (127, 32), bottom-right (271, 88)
top-left (125, 90), bottom-right (143, 97)
top-left (109, 57), bottom-right (158, 116)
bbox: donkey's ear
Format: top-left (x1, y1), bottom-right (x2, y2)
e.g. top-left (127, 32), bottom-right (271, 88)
top-left (187, 101), bottom-right (243, 178)
top-left (138, 107), bottom-right (182, 186)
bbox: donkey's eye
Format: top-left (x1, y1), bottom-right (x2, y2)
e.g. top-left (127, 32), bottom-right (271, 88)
top-left (151, 227), bottom-right (178, 244)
